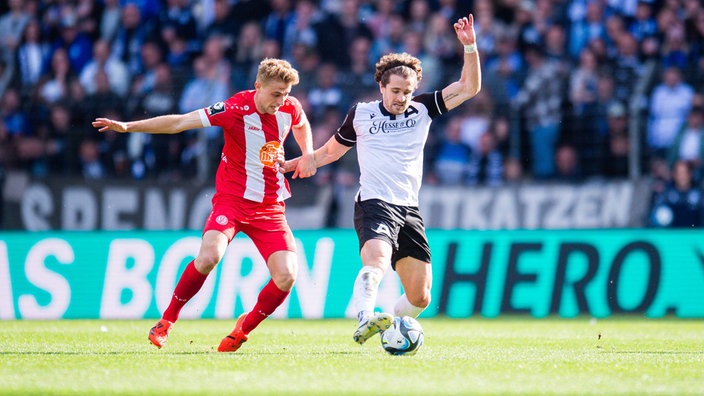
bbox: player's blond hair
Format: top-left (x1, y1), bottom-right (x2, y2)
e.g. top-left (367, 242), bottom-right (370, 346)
top-left (256, 58), bottom-right (300, 85)
top-left (374, 52), bottom-right (423, 86)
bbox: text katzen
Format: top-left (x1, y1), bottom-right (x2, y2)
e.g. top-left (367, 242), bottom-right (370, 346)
top-left (369, 119), bottom-right (417, 134)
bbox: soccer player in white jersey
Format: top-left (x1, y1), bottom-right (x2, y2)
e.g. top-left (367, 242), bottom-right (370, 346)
top-left (92, 58), bottom-right (317, 352)
top-left (283, 14), bottom-right (481, 344)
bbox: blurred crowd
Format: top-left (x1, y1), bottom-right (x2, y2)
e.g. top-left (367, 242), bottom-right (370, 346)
top-left (1, 0), bottom-right (704, 226)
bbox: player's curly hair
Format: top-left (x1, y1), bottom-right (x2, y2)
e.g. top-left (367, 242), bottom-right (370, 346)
top-left (374, 52), bottom-right (423, 86)
top-left (257, 58), bottom-right (300, 85)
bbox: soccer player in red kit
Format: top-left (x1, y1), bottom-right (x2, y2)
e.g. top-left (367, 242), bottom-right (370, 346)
top-left (92, 58), bottom-right (316, 352)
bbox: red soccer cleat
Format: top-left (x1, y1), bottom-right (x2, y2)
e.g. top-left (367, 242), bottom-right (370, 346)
top-left (217, 313), bottom-right (249, 352)
top-left (149, 319), bottom-right (174, 349)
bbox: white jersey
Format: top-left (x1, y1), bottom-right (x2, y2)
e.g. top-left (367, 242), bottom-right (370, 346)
top-left (335, 91), bottom-right (447, 206)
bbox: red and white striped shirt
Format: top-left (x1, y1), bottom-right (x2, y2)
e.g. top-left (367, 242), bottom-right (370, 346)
top-left (199, 90), bottom-right (304, 204)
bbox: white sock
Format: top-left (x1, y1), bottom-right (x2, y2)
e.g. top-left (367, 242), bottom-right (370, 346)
top-left (394, 293), bottom-right (425, 318)
top-left (352, 266), bottom-right (384, 322)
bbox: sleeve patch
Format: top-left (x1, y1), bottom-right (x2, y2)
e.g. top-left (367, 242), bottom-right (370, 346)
top-left (206, 101), bottom-right (226, 116)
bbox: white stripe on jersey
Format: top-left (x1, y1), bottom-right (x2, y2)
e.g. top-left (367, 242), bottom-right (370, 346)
top-left (243, 113), bottom-right (266, 202)
top-left (274, 111), bottom-right (292, 201)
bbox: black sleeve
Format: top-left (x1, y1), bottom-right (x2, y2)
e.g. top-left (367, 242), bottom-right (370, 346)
top-left (413, 91), bottom-right (447, 119)
top-left (334, 105), bottom-right (357, 147)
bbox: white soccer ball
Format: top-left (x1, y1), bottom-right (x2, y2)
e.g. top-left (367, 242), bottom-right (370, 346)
top-left (380, 316), bottom-right (424, 355)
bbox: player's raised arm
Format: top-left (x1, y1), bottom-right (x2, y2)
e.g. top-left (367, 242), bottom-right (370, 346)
top-left (92, 110), bottom-right (204, 134)
top-left (441, 14), bottom-right (481, 111)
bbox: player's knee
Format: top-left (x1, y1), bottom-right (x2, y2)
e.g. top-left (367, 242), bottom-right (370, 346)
top-left (195, 250), bottom-right (222, 273)
top-left (409, 293), bottom-right (431, 309)
top-left (273, 270), bottom-right (296, 291)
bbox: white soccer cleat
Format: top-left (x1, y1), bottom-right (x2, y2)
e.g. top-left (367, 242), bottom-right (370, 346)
top-left (353, 312), bottom-right (394, 345)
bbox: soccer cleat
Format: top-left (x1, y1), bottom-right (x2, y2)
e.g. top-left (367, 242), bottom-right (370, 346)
top-left (148, 319), bottom-right (174, 349)
top-left (353, 312), bottom-right (393, 345)
top-left (217, 313), bottom-right (249, 352)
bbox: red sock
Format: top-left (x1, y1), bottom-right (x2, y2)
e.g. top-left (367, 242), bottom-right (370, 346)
top-left (162, 261), bottom-right (208, 322)
top-left (242, 279), bottom-right (290, 334)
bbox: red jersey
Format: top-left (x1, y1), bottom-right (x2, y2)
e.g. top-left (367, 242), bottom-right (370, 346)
top-left (199, 90), bottom-right (304, 204)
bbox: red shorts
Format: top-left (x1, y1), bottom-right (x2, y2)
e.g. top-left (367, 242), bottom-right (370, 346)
top-left (203, 194), bottom-right (295, 261)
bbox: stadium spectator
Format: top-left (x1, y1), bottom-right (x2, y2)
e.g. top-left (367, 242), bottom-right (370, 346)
top-left (48, 13), bottom-right (93, 74)
top-left (36, 47), bottom-right (76, 106)
top-left (262, 0), bottom-right (296, 58)
top-left (111, 3), bottom-right (156, 76)
top-left (567, 0), bottom-right (606, 59)
top-left (283, 13), bottom-right (481, 344)
top-left (667, 106), bottom-right (704, 180)
top-left (430, 116), bottom-right (472, 185)
top-left (554, 143), bottom-right (583, 182)
top-left (629, 1), bottom-right (658, 42)
top-left (368, 12), bottom-right (406, 62)
top-left (98, 0), bottom-right (122, 44)
top-left (512, 43), bottom-right (565, 179)
top-left (92, 58), bottom-right (317, 352)
top-left (569, 47), bottom-right (601, 174)
top-left (312, 0), bottom-right (373, 67)
top-left (406, 0), bottom-right (431, 35)
top-left (16, 18), bottom-right (48, 94)
top-left (483, 30), bottom-right (523, 116)
top-left (466, 129), bottom-right (504, 186)
top-left (202, 0), bottom-right (239, 50)
top-left (0, 0), bottom-right (30, 59)
top-left (0, 87), bottom-right (29, 140)
top-left (600, 101), bottom-right (631, 178)
top-left (366, 0), bottom-right (397, 39)
top-left (179, 55), bottom-right (230, 179)
top-left (157, 0), bottom-right (199, 54)
top-left (647, 66), bottom-right (695, 159)
top-left (607, 32), bottom-right (643, 105)
top-left (82, 70), bottom-right (125, 124)
top-left (77, 138), bottom-right (105, 179)
top-left (338, 36), bottom-right (378, 101)
top-left (459, 90), bottom-right (493, 153)
top-left (649, 160), bottom-right (704, 228)
top-left (79, 39), bottom-right (129, 97)
top-left (231, 21), bottom-right (265, 92)
top-left (307, 62), bottom-right (345, 120)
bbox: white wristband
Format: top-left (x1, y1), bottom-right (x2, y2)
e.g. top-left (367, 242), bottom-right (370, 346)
top-left (464, 43), bottom-right (477, 54)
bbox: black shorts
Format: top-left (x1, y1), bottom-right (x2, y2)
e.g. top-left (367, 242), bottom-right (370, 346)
top-left (353, 198), bottom-right (431, 269)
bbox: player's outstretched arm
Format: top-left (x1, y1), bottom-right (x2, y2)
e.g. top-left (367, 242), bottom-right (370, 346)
top-left (441, 13), bottom-right (481, 111)
top-left (290, 116), bottom-right (317, 179)
top-left (92, 110), bottom-right (203, 134)
top-left (281, 135), bottom-right (351, 177)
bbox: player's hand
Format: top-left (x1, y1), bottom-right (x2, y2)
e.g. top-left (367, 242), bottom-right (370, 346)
top-left (292, 153), bottom-right (317, 179)
top-left (453, 14), bottom-right (476, 45)
top-left (279, 157), bottom-right (300, 174)
top-left (92, 118), bottom-right (128, 133)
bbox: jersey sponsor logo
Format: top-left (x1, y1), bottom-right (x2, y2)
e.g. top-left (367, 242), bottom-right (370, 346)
top-left (259, 141), bottom-right (281, 167)
top-left (372, 223), bottom-right (391, 238)
top-left (206, 101), bottom-right (226, 116)
top-left (368, 118), bottom-right (417, 134)
top-left (215, 215), bottom-right (228, 225)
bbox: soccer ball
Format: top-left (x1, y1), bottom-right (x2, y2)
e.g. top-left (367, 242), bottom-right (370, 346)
top-left (380, 316), bottom-right (424, 355)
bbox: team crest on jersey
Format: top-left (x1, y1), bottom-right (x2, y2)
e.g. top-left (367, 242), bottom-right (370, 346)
top-left (259, 141), bottom-right (281, 168)
top-left (207, 101), bottom-right (226, 116)
top-left (215, 215), bottom-right (228, 225)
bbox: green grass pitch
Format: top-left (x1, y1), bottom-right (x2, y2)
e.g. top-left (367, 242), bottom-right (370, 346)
top-left (1, 317), bottom-right (702, 395)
